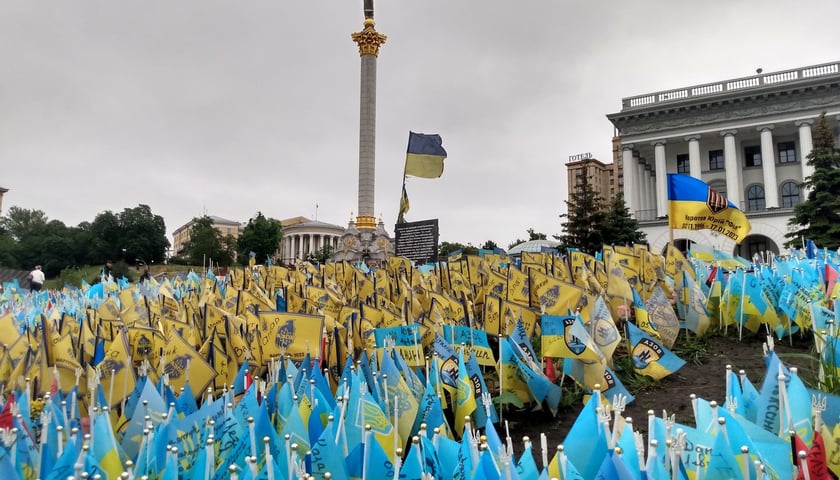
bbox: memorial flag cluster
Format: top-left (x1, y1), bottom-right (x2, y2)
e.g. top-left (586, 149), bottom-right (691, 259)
top-left (1, 239), bottom-right (840, 478)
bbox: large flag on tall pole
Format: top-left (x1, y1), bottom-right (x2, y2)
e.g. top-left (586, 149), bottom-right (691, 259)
top-left (404, 131), bottom-right (447, 178)
top-left (667, 173), bottom-right (751, 243)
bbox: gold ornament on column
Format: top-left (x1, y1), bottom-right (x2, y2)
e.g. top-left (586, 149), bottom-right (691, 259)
top-left (351, 18), bottom-right (387, 57)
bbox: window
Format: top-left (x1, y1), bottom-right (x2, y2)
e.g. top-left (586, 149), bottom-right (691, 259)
top-left (746, 184), bottom-right (765, 211)
top-left (676, 154), bottom-right (689, 174)
top-left (778, 141), bottom-right (796, 163)
top-left (744, 146), bottom-right (762, 167)
top-left (780, 181), bottom-right (800, 207)
top-left (708, 150), bottom-right (724, 170)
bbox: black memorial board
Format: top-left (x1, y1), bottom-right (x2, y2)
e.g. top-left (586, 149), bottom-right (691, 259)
top-left (394, 219), bottom-right (439, 265)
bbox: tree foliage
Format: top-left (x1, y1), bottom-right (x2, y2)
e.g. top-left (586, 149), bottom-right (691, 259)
top-left (183, 215), bottom-right (235, 267)
top-left (311, 245), bottom-right (334, 264)
top-left (0, 203), bottom-right (169, 276)
top-left (602, 193), bottom-right (647, 246)
top-left (556, 163), bottom-right (646, 254)
top-left (237, 212), bottom-right (282, 264)
top-left (439, 241), bottom-right (478, 258)
top-left (786, 113), bottom-right (840, 249)
top-left (556, 167), bottom-right (608, 254)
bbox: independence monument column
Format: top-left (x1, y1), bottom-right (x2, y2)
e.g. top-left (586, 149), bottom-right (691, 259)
top-left (334, 0), bottom-right (393, 264)
top-left (351, 0), bottom-right (386, 230)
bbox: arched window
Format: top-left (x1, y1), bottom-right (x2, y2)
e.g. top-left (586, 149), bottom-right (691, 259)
top-left (780, 181), bottom-right (801, 208)
top-left (746, 184), bottom-right (765, 211)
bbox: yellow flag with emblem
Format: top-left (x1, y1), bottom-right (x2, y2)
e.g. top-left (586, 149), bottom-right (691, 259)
top-left (258, 312), bottom-right (324, 363)
top-left (507, 265), bottom-right (530, 305)
top-left (161, 330), bottom-right (216, 394)
top-left (99, 329), bottom-right (137, 408)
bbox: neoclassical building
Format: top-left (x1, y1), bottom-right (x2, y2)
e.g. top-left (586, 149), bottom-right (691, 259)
top-left (278, 217), bottom-right (345, 265)
top-left (607, 61), bottom-right (840, 258)
top-left (172, 215), bottom-right (242, 256)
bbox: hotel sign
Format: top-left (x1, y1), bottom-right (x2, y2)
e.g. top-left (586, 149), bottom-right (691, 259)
top-left (568, 152), bottom-right (593, 162)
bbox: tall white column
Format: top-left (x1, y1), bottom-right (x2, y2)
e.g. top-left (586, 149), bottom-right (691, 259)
top-left (632, 152), bottom-right (643, 216)
top-left (297, 235), bottom-right (303, 260)
top-left (653, 140), bottom-right (668, 218)
top-left (636, 160), bottom-right (646, 213)
top-left (685, 135), bottom-right (702, 178)
top-left (721, 130), bottom-right (741, 207)
top-left (621, 144), bottom-right (636, 216)
top-left (758, 126), bottom-right (779, 208)
top-left (797, 120), bottom-right (815, 196)
top-left (639, 166), bottom-right (650, 218)
top-left (649, 172), bottom-right (656, 216)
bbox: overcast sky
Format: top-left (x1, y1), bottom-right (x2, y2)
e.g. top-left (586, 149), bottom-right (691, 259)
top-left (2, 1), bottom-right (839, 250)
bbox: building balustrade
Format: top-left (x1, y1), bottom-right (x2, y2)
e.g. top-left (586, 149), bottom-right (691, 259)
top-left (623, 61), bottom-right (840, 110)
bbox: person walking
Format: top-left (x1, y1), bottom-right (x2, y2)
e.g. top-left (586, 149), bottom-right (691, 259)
top-left (29, 265), bottom-right (45, 292)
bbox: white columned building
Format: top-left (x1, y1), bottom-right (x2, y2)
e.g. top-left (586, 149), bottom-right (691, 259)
top-left (278, 217), bottom-right (345, 265)
top-left (607, 61), bottom-right (840, 257)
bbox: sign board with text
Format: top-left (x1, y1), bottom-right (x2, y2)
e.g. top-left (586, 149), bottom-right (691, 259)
top-left (394, 219), bottom-right (439, 265)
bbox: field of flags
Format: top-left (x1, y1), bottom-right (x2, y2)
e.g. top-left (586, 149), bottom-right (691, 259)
top-left (2, 241), bottom-right (840, 479)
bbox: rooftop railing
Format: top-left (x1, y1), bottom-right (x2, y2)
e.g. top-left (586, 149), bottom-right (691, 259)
top-left (621, 61), bottom-right (840, 110)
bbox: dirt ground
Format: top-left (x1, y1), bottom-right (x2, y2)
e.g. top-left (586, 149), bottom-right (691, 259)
top-left (502, 330), bottom-right (817, 451)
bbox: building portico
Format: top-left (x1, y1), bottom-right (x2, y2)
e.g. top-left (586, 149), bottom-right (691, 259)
top-left (608, 61), bottom-right (840, 257)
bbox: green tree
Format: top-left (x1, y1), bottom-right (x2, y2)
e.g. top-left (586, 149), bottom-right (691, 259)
top-left (86, 205), bottom-right (169, 265)
top-left (237, 212), bottom-right (282, 264)
top-left (602, 193), bottom-right (647, 246)
top-left (439, 241), bottom-right (478, 258)
top-left (119, 204), bottom-right (170, 264)
top-left (481, 240), bottom-right (498, 251)
top-left (0, 230), bottom-right (19, 267)
top-left (312, 245), bottom-right (334, 264)
top-left (786, 113), bottom-right (840, 249)
top-left (0, 206), bottom-right (48, 242)
top-left (183, 216), bottom-right (235, 266)
top-left (556, 165), bottom-right (607, 254)
top-left (0, 207), bottom-right (78, 274)
top-left (88, 210), bottom-right (123, 263)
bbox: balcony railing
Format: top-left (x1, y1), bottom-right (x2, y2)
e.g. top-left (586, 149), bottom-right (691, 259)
top-left (621, 61), bottom-right (840, 110)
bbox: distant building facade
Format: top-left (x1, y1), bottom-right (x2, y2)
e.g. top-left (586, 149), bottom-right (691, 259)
top-left (278, 217), bottom-right (345, 265)
top-left (566, 152), bottom-right (621, 204)
top-left (604, 61), bottom-right (840, 257)
top-left (172, 215), bottom-right (243, 256)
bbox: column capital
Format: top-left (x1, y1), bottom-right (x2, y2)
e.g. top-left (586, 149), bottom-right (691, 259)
top-left (651, 139), bottom-right (667, 147)
top-left (684, 134), bottom-right (701, 142)
top-left (795, 119), bottom-right (815, 127)
top-left (621, 143), bottom-right (635, 151)
top-left (352, 20), bottom-right (387, 57)
top-left (756, 125), bottom-right (775, 132)
top-left (720, 129), bottom-right (738, 137)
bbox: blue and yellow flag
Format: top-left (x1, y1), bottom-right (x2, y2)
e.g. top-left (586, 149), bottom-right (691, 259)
top-left (404, 131), bottom-right (447, 178)
top-left (626, 322), bottom-right (685, 381)
top-left (667, 173), bottom-right (751, 243)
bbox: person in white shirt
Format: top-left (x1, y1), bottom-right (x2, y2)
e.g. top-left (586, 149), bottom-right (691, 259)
top-left (29, 265), bottom-right (45, 292)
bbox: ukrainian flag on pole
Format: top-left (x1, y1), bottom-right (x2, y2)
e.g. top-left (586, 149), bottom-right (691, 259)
top-left (667, 173), bottom-right (751, 243)
top-left (404, 132), bottom-right (447, 178)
